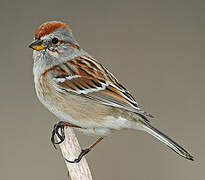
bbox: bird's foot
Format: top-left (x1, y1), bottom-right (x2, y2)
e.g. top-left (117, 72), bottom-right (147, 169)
top-left (65, 148), bottom-right (91, 163)
top-left (51, 121), bottom-right (66, 149)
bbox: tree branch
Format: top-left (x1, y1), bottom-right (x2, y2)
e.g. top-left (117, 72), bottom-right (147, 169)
top-left (58, 127), bottom-right (93, 180)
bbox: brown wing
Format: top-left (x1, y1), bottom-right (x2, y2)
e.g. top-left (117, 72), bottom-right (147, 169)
top-left (49, 55), bottom-right (153, 118)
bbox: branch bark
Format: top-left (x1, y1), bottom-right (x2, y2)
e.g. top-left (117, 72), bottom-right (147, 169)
top-left (58, 127), bottom-right (93, 180)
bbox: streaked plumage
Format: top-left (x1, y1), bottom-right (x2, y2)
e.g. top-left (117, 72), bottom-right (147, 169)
top-left (47, 55), bottom-right (153, 120)
top-left (30, 21), bottom-right (193, 161)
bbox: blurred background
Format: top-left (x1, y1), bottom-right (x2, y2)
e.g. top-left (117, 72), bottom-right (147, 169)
top-left (0, 0), bottom-right (204, 179)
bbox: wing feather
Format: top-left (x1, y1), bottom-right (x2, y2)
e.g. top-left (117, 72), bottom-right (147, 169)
top-left (49, 55), bottom-right (153, 119)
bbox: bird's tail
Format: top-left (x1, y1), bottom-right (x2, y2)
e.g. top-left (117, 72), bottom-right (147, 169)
top-left (137, 122), bottom-right (194, 161)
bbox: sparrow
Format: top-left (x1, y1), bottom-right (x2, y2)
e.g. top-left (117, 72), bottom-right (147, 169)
top-left (29, 21), bottom-right (193, 163)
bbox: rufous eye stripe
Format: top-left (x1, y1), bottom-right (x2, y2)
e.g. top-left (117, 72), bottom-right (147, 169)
top-left (65, 42), bottom-right (80, 50)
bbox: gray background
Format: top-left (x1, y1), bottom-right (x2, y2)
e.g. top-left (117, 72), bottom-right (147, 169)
top-left (1, 0), bottom-right (204, 179)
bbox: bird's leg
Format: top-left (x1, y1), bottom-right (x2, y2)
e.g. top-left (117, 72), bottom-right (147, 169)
top-left (65, 137), bottom-right (104, 163)
top-left (51, 121), bottom-right (81, 149)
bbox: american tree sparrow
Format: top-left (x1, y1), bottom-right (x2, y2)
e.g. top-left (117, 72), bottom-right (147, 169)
top-left (29, 21), bottom-right (193, 163)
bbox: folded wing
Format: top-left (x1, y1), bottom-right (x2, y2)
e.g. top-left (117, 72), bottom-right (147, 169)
top-left (48, 55), bottom-right (153, 120)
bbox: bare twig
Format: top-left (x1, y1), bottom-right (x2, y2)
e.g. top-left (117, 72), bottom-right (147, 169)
top-left (58, 127), bottom-right (93, 180)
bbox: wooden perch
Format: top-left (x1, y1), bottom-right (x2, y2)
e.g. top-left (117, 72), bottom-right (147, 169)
top-left (58, 127), bottom-right (93, 180)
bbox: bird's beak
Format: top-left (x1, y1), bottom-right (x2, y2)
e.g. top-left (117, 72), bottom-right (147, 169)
top-left (29, 39), bottom-right (45, 51)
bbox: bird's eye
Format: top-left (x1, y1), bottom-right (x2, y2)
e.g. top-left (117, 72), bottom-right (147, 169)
top-left (52, 37), bottom-right (59, 44)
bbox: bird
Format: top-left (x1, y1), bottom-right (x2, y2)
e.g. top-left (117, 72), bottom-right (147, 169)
top-left (29, 21), bottom-right (193, 163)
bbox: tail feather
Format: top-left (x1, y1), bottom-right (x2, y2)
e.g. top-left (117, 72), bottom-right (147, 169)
top-left (141, 123), bottom-right (194, 161)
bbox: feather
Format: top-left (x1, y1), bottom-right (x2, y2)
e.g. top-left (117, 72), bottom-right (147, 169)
top-left (48, 55), bottom-right (153, 120)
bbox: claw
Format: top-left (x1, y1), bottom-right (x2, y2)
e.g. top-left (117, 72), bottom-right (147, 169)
top-left (50, 122), bottom-right (102, 163)
top-left (51, 121), bottom-right (66, 149)
top-left (65, 148), bottom-right (91, 163)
